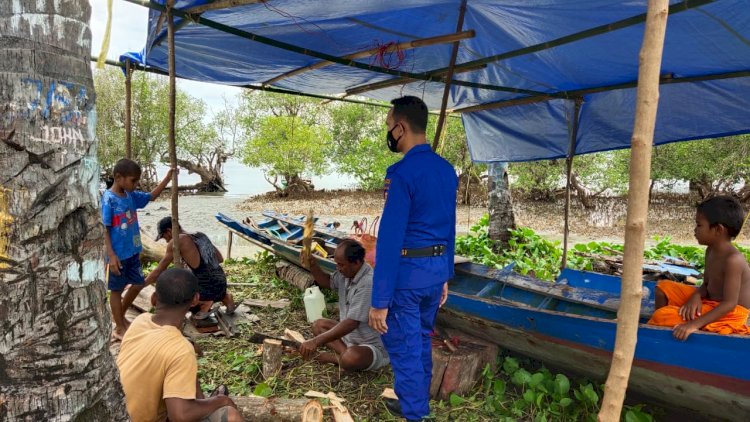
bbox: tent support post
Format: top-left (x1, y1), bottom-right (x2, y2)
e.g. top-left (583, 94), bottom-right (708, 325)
top-left (432, 0), bottom-right (467, 151)
top-left (599, 0), bottom-right (669, 419)
top-left (561, 98), bottom-right (582, 270)
top-left (124, 59), bottom-right (133, 159)
top-left (167, 0), bottom-right (182, 267)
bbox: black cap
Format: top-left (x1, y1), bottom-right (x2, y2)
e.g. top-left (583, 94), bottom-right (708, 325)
top-left (155, 216), bottom-right (174, 241)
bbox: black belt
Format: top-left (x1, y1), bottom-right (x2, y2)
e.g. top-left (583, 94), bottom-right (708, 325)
top-left (401, 244), bottom-right (446, 258)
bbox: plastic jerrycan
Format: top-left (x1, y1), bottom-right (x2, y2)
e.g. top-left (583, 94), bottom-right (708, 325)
top-left (304, 285), bottom-right (325, 323)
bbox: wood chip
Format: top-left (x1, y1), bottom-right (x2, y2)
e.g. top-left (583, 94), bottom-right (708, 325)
top-left (380, 388), bottom-right (398, 400)
top-left (284, 329), bottom-right (306, 343)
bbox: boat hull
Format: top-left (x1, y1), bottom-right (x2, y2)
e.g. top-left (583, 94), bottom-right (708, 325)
top-left (440, 292), bottom-right (750, 421)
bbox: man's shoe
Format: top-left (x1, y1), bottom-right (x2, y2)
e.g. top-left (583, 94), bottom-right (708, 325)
top-left (384, 398), bottom-right (434, 421)
top-left (383, 398), bottom-right (403, 417)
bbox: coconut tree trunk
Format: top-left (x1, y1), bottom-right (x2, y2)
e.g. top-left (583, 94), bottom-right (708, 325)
top-left (488, 162), bottom-right (516, 250)
top-left (0, 1), bottom-right (127, 420)
top-left (598, 0), bottom-right (669, 420)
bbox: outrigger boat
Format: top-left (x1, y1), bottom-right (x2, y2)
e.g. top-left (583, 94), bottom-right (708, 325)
top-left (216, 211), bottom-right (750, 420)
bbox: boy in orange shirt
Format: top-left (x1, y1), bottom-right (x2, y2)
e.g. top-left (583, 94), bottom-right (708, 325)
top-left (649, 196), bottom-right (750, 339)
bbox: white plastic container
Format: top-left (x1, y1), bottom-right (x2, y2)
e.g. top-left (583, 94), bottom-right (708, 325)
top-left (303, 286), bottom-right (325, 323)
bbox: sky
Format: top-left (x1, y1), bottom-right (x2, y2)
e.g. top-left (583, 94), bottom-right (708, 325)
top-left (89, 0), bottom-right (242, 113)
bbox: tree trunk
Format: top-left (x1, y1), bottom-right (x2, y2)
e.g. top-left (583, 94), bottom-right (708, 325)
top-left (487, 162), bottom-right (516, 251)
top-left (598, 0), bottom-right (669, 420)
top-left (232, 396), bottom-right (323, 422)
top-left (176, 158), bottom-right (227, 192)
top-left (0, 1), bottom-right (127, 420)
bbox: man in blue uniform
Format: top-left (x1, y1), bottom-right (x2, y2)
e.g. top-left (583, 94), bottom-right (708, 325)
top-left (369, 96), bottom-right (457, 421)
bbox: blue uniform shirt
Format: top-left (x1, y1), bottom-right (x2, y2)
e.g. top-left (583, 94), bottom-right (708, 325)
top-left (102, 190), bottom-right (152, 260)
top-left (372, 144), bottom-right (458, 309)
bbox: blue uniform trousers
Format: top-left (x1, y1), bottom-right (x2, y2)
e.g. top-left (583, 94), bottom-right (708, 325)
top-left (382, 283), bottom-right (443, 421)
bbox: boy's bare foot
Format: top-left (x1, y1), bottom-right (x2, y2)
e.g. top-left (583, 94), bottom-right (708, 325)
top-left (223, 293), bottom-right (236, 315)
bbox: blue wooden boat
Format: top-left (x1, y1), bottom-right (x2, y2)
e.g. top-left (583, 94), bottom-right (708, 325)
top-left (442, 264), bottom-right (750, 421)
top-left (216, 212), bottom-right (749, 420)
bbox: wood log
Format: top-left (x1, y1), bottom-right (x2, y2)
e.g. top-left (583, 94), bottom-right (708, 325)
top-left (232, 396), bottom-right (323, 422)
top-left (126, 284), bottom-right (156, 313)
top-left (262, 339), bottom-right (283, 379)
top-left (429, 327), bottom-right (498, 400)
top-left (140, 229), bottom-right (166, 265)
top-left (276, 261), bottom-right (314, 290)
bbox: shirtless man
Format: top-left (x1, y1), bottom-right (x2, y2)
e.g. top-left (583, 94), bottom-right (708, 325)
top-left (125, 217), bottom-right (235, 318)
top-left (649, 196), bottom-right (750, 339)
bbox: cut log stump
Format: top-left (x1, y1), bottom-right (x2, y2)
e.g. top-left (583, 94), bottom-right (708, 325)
top-left (276, 260), bottom-right (314, 290)
top-left (232, 395), bottom-right (323, 422)
top-left (429, 326), bottom-right (498, 401)
top-left (262, 338), bottom-right (283, 379)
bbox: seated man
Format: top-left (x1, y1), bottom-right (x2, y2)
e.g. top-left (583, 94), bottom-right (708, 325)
top-left (140, 217), bottom-right (235, 320)
top-left (299, 239), bottom-right (390, 371)
top-left (649, 196), bottom-right (750, 339)
top-left (117, 268), bottom-right (243, 422)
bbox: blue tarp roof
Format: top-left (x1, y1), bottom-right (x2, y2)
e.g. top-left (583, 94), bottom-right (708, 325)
top-left (121, 0), bottom-right (750, 162)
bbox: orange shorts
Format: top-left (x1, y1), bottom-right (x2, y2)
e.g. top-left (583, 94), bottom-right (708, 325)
top-left (648, 280), bottom-right (749, 335)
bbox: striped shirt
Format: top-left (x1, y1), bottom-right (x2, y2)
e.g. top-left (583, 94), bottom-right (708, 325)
top-left (330, 263), bottom-right (385, 352)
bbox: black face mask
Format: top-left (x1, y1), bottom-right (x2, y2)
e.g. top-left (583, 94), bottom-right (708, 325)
top-left (386, 124), bottom-right (402, 153)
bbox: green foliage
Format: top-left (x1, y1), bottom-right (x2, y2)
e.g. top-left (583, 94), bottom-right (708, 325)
top-left (327, 102), bottom-right (398, 191)
top-left (94, 67), bottom-right (235, 188)
top-left (509, 150), bottom-right (630, 201)
top-left (456, 214), bottom-right (750, 280)
top-left (450, 356), bottom-right (655, 421)
top-left (455, 215), bottom-right (563, 280)
top-left (241, 115), bottom-right (330, 186)
top-left (509, 160), bottom-right (563, 200)
top-left (651, 135), bottom-right (750, 197)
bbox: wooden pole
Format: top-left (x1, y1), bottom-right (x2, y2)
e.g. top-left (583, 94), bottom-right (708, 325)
top-left (124, 59), bottom-right (133, 159)
top-left (262, 30), bottom-right (475, 86)
top-left (432, 0), bottom-right (467, 151)
top-left (166, 1), bottom-right (182, 267)
top-left (226, 230), bottom-right (233, 260)
top-left (561, 99), bottom-right (582, 270)
top-left (598, 0), bottom-right (669, 420)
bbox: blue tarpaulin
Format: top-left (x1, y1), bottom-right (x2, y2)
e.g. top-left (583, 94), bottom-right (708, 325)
top-left (121, 0), bottom-right (750, 162)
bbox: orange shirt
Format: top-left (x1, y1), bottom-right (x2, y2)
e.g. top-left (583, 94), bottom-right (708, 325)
top-left (116, 313), bottom-right (197, 422)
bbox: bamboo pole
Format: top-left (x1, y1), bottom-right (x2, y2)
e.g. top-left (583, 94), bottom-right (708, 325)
top-left (166, 0), bottom-right (182, 267)
top-left (344, 64), bottom-right (486, 98)
top-left (455, 69), bottom-right (748, 114)
top-left (598, 0), bottom-right (669, 420)
top-left (124, 59), bottom-right (133, 159)
top-left (432, 0), bottom-right (467, 151)
top-left (561, 99), bottom-right (582, 270)
top-left (263, 30), bottom-right (475, 87)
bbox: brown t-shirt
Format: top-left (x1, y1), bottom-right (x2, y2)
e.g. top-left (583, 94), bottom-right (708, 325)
top-left (117, 313), bottom-right (197, 422)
